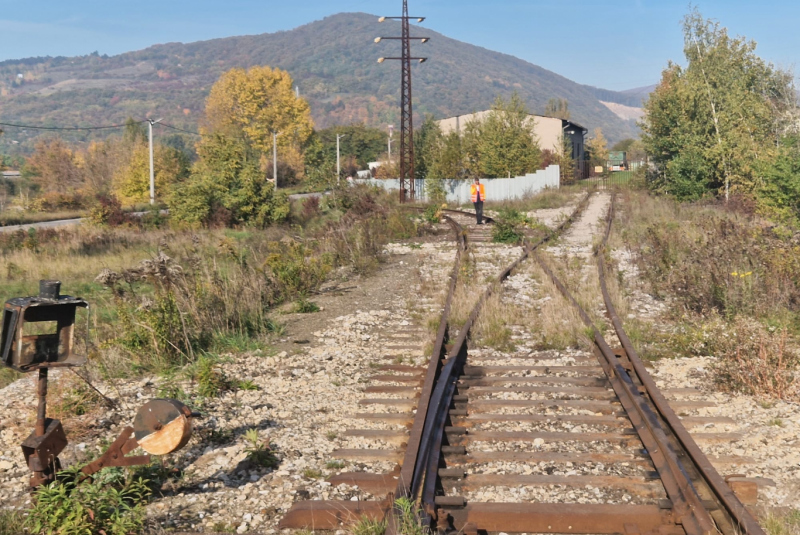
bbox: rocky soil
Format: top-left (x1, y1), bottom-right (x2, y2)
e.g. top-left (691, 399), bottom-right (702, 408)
top-left (0, 191), bottom-right (795, 535)
top-left (0, 234), bottom-right (462, 533)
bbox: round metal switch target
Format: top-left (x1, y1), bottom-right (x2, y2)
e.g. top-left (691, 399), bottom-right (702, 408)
top-left (133, 399), bottom-right (193, 455)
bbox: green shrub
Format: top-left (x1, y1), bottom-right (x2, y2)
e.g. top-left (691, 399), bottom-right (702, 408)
top-left (26, 466), bottom-right (150, 535)
top-left (293, 299), bottom-right (320, 313)
top-left (263, 241), bottom-right (332, 299)
top-left (244, 429), bottom-right (280, 469)
top-left (196, 354), bottom-right (231, 398)
top-left (492, 208), bottom-right (529, 244)
top-left (168, 134), bottom-right (290, 228)
top-left (423, 204), bottom-right (442, 224)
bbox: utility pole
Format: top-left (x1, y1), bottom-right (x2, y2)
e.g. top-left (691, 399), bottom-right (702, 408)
top-left (147, 118), bottom-right (163, 205)
top-left (336, 133), bottom-right (347, 183)
top-left (272, 131), bottom-right (281, 189)
top-left (376, 2), bottom-right (429, 202)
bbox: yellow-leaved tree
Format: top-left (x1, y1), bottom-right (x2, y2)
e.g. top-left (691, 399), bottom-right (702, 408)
top-left (113, 143), bottom-right (189, 205)
top-left (170, 65), bottom-right (309, 227)
top-left (203, 65), bottom-right (313, 182)
top-left (586, 127), bottom-right (609, 169)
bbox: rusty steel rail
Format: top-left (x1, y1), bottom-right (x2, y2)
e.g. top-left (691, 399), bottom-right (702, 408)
top-left (529, 193), bottom-right (765, 535)
top-left (411, 193), bottom-right (592, 530)
top-left (279, 194), bottom-right (593, 533)
top-left (535, 251), bottom-right (716, 535)
top-left (279, 209), bottom-right (471, 531)
top-left (387, 212), bottom-right (468, 527)
top-left (439, 207), bottom-right (495, 224)
top-left (595, 195), bottom-right (766, 535)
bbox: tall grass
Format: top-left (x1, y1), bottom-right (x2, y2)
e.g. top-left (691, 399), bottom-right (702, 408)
top-left (522, 255), bottom-right (601, 351)
top-left (612, 190), bottom-right (800, 400)
top-left (614, 190), bottom-right (800, 322)
top-left (765, 510), bottom-right (800, 535)
top-left (0, 185), bottom-right (423, 379)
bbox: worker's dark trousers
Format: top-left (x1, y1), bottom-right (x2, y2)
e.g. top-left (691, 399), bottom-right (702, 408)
top-left (473, 201), bottom-right (484, 224)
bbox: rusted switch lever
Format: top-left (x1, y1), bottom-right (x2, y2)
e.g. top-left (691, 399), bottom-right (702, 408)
top-left (80, 426), bottom-right (149, 477)
top-left (82, 399), bottom-right (196, 478)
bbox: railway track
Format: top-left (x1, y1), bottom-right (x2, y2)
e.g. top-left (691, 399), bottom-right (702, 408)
top-left (280, 194), bottom-right (766, 535)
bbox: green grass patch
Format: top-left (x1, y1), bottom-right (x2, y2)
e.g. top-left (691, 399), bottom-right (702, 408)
top-left (0, 368), bottom-right (20, 390)
top-left (293, 299), bottom-right (320, 313)
top-left (0, 509), bottom-right (24, 535)
top-left (27, 466), bottom-right (150, 535)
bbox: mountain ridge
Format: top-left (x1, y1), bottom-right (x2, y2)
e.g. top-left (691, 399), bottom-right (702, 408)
top-left (0, 12), bottom-right (640, 152)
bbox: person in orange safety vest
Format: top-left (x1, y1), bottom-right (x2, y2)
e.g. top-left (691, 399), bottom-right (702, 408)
top-left (470, 178), bottom-right (485, 225)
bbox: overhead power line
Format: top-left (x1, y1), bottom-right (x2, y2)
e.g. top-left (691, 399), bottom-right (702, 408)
top-left (0, 119), bottom-right (205, 137)
top-left (158, 122), bottom-right (203, 136)
top-left (0, 120), bottom-right (145, 131)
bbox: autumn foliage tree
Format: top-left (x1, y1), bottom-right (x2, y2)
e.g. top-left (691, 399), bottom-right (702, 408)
top-left (170, 65), bottom-right (305, 227)
top-left (24, 138), bottom-right (82, 195)
top-left (586, 127), bottom-right (609, 169)
top-left (204, 65), bottom-right (313, 184)
top-left (113, 143), bottom-right (189, 205)
top-left (642, 9), bottom-right (799, 213)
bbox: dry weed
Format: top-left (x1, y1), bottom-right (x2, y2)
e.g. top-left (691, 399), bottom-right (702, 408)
top-left (708, 317), bottom-right (800, 401)
top-left (447, 250), bottom-right (483, 330)
top-left (523, 259), bottom-right (593, 350)
top-left (764, 510), bottom-right (800, 535)
top-left (473, 290), bottom-right (518, 352)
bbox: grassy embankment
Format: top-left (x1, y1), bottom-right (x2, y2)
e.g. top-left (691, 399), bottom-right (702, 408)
top-left (609, 189), bottom-right (800, 401)
top-left (0, 185), bottom-right (423, 388)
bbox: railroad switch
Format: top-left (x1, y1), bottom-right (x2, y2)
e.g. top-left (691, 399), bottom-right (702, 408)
top-left (0, 280), bottom-right (196, 489)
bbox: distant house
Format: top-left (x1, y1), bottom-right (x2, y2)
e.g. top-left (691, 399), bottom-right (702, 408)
top-left (1, 170), bottom-right (21, 180)
top-left (436, 112), bottom-right (588, 177)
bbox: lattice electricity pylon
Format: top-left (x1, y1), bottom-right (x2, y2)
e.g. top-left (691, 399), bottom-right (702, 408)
top-left (375, 1), bottom-right (429, 203)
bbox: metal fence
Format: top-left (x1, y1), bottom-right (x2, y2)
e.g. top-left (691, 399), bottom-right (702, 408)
top-left (356, 165), bottom-right (561, 203)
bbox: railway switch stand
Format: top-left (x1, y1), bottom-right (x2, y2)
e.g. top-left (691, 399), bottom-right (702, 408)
top-left (0, 280), bottom-right (195, 489)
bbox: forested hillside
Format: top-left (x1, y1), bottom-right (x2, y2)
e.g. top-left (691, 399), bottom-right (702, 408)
top-left (0, 12), bottom-right (638, 153)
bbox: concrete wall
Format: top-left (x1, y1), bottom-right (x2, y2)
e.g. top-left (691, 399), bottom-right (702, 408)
top-left (357, 165), bottom-right (561, 204)
top-left (533, 116), bottom-right (564, 153)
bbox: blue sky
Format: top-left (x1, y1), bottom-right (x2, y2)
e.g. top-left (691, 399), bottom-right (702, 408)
top-left (0, 0), bottom-right (797, 91)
